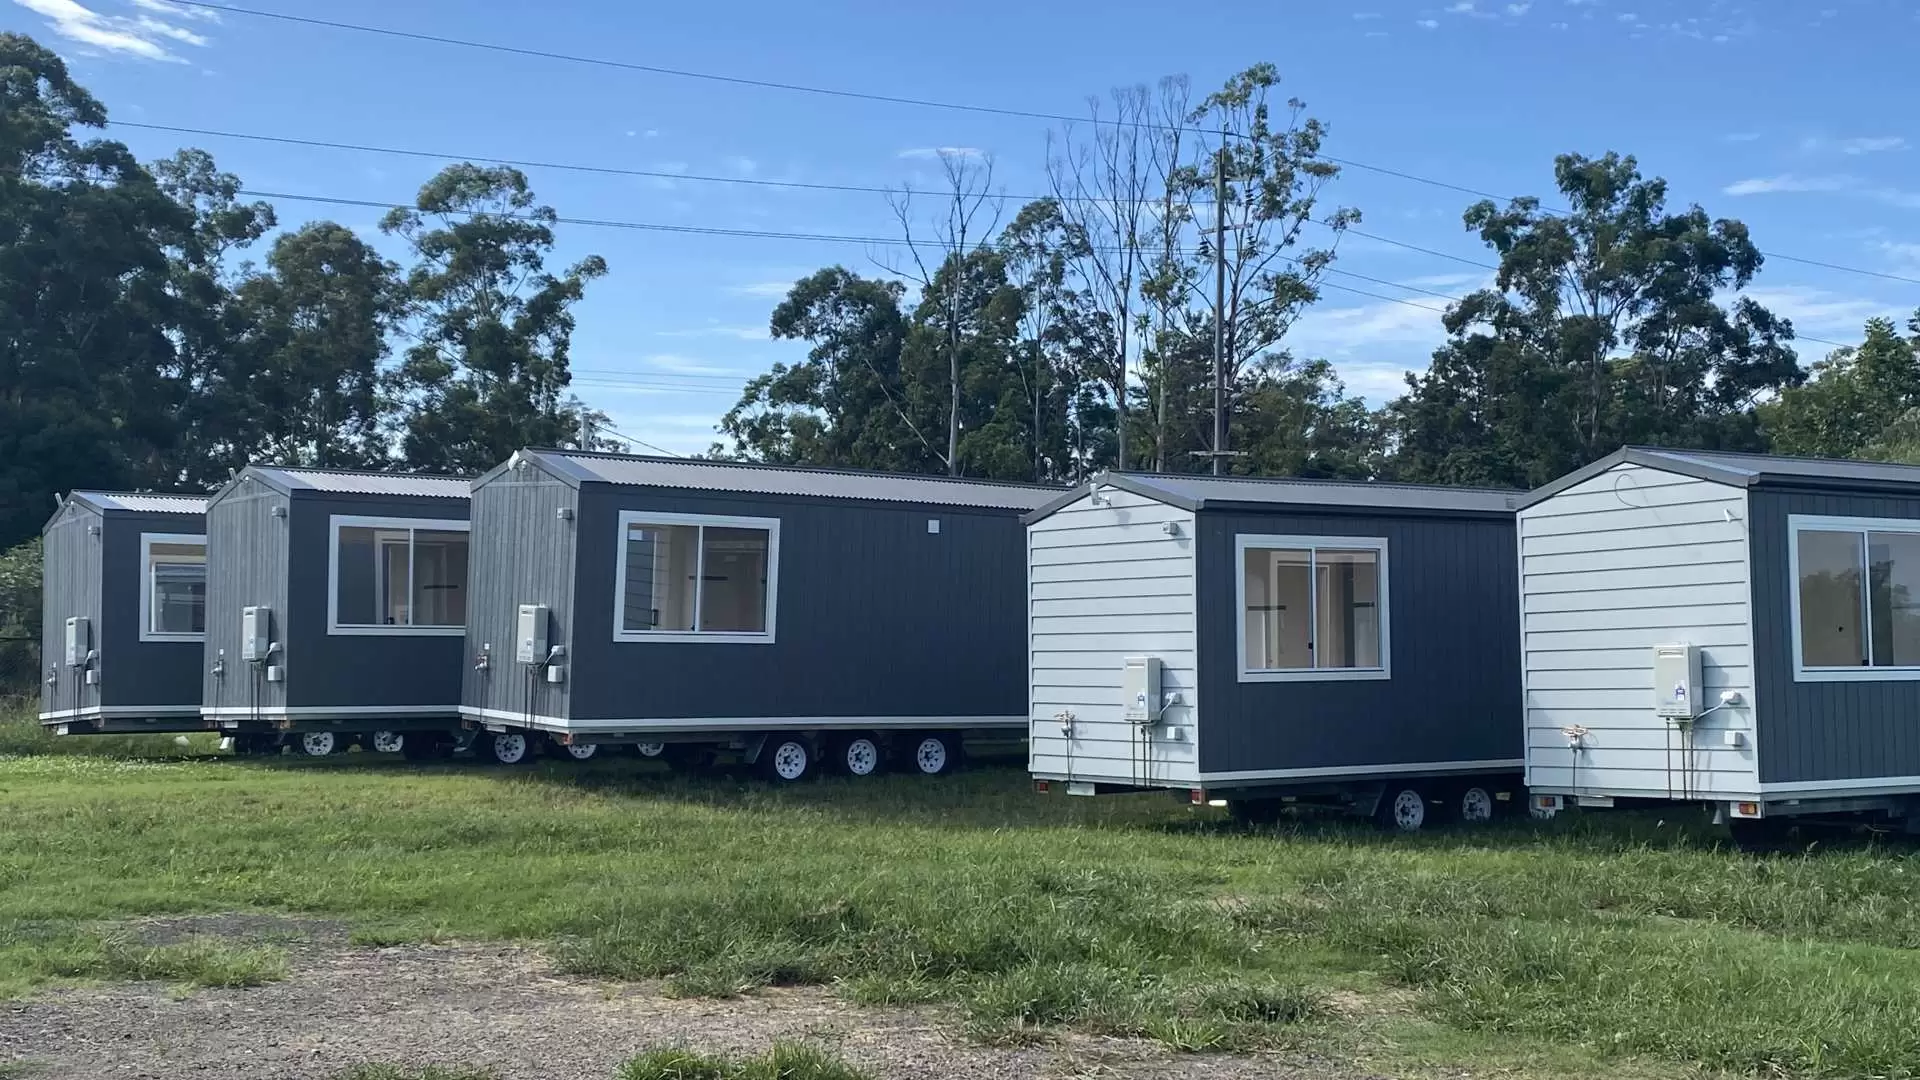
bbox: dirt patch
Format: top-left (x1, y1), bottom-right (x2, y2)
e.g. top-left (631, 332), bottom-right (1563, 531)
top-left (0, 936), bottom-right (1369, 1080)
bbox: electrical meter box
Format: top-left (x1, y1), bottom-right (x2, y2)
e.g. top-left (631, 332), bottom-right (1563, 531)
top-left (516, 604), bottom-right (549, 664)
top-left (241, 606), bottom-right (271, 662)
top-left (63, 617), bottom-right (88, 667)
top-left (1122, 656), bottom-right (1162, 723)
top-left (1654, 643), bottom-right (1702, 719)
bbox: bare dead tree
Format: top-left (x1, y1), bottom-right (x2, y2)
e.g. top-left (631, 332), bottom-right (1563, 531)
top-left (1141, 75), bottom-right (1194, 472)
top-left (1048, 85), bottom-right (1156, 471)
top-left (882, 150), bottom-right (1002, 475)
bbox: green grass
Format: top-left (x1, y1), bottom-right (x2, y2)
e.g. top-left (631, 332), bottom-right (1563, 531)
top-left (7, 708), bottom-right (1920, 1077)
top-left (619, 1044), bottom-right (872, 1080)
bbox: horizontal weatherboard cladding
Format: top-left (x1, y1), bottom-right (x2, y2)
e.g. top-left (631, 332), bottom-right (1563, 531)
top-left (563, 484), bottom-right (1027, 723)
top-left (1195, 506), bottom-right (1521, 777)
top-left (1750, 486), bottom-right (1920, 785)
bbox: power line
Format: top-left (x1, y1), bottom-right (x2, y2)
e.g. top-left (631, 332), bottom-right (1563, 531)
top-left (158, 6), bottom-right (1920, 289)
top-left (594, 423), bottom-right (683, 457)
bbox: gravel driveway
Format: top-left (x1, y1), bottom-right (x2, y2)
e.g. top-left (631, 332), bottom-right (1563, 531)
top-left (0, 917), bottom-right (1368, 1080)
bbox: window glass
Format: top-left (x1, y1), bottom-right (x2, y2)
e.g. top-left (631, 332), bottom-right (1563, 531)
top-left (619, 518), bottom-right (776, 637)
top-left (700, 527), bottom-right (771, 633)
top-left (1315, 549), bottom-right (1381, 669)
top-left (1869, 531), bottom-right (1920, 667)
top-left (1242, 547), bottom-right (1310, 670)
top-left (623, 523), bottom-right (698, 632)
top-left (413, 530), bottom-right (469, 627)
top-left (148, 540), bottom-right (205, 635)
top-left (1798, 529), bottom-right (1865, 668)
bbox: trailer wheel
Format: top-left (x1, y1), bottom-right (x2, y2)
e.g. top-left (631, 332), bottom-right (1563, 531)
top-left (1452, 785), bottom-right (1496, 825)
top-left (367, 730), bottom-right (406, 754)
top-left (487, 731), bottom-right (534, 766)
top-left (559, 741), bottom-right (598, 761)
top-left (297, 731), bottom-right (341, 757)
top-left (631, 742), bottom-right (666, 758)
top-left (1376, 785), bottom-right (1429, 832)
top-left (831, 735), bottom-right (884, 777)
top-left (909, 733), bottom-right (962, 776)
top-left (759, 737), bottom-right (814, 782)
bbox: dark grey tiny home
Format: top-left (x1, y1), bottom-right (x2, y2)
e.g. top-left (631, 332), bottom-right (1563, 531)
top-left (40, 492), bottom-right (209, 734)
top-left (460, 449), bottom-right (1056, 774)
top-left (1521, 447), bottom-right (1920, 842)
top-left (202, 466), bottom-right (471, 755)
top-left (1026, 472), bottom-right (1523, 830)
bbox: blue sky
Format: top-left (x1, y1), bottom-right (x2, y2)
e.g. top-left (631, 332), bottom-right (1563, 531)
top-left (8, 0), bottom-right (1919, 455)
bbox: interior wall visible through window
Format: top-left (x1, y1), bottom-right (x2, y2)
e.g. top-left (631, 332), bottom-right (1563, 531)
top-left (618, 515), bottom-right (776, 639)
top-left (144, 536), bottom-right (206, 638)
top-left (1240, 539), bottom-right (1384, 676)
top-left (1796, 521), bottom-right (1920, 671)
top-left (333, 520), bottom-right (469, 630)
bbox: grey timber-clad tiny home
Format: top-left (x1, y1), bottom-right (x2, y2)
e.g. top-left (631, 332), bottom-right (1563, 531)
top-left (40, 492), bottom-right (209, 734)
top-left (1522, 447), bottom-right (1920, 844)
top-left (202, 466), bottom-right (471, 757)
top-left (461, 449), bottom-right (1054, 775)
top-left (1026, 472), bottom-right (1523, 831)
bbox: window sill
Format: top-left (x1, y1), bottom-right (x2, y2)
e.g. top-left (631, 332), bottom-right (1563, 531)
top-left (614, 631), bottom-right (776, 645)
top-left (1239, 668), bottom-right (1390, 684)
top-left (1795, 666), bottom-right (1920, 683)
top-left (328, 625), bottom-right (466, 637)
top-left (140, 632), bottom-right (205, 644)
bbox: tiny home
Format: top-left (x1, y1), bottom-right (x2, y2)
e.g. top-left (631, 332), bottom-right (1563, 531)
top-left (460, 449), bottom-right (1056, 773)
top-left (1522, 447), bottom-right (1920, 843)
top-left (202, 466), bottom-right (471, 757)
top-left (40, 492), bottom-right (209, 734)
top-left (1026, 472), bottom-right (1523, 831)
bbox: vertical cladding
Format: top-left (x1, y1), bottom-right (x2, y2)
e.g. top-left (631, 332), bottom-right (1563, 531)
top-left (563, 486), bottom-right (1028, 726)
top-left (284, 492), bottom-right (470, 710)
top-left (98, 511), bottom-right (205, 711)
top-left (462, 464), bottom-right (578, 723)
top-left (1750, 486), bottom-right (1920, 786)
top-left (203, 476), bottom-right (291, 717)
top-left (39, 505), bottom-right (102, 719)
top-left (1195, 508), bottom-right (1521, 777)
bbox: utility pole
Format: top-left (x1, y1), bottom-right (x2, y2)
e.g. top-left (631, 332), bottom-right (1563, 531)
top-left (1211, 147), bottom-right (1228, 476)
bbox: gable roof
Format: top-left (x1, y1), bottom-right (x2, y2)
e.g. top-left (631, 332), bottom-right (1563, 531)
top-left (65, 491), bottom-right (209, 515)
top-left (496, 449), bottom-right (1062, 511)
top-left (238, 465), bottom-right (471, 500)
top-left (1518, 447), bottom-right (1920, 509)
top-left (1024, 471), bottom-right (1521, 524)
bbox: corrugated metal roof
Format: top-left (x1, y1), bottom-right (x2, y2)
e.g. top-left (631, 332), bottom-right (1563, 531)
top-left (247, 466), bottom-right (471, 499)
top-left (520, 450), bottom-right (1062, 510)
top-left (69, 491), bottom-right (208, 515)
top-left (1113, 472), bottom-right (1521, 514)
top-left (1519, 447), bottom-right (1920, 509)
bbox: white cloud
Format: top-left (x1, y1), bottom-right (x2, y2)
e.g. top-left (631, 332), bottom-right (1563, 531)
top-left (1415, 18), bottom-right (1439, 28)
top-left (1352, 10), bottom-right (1382, 17)
top-left (1840, 136), bottom-right (1908, 155)
top-left (11, 0), bottom-right (210, 60)
top-left (1721, 131), bottom-right (1762, 143)
top-left (731, 281), bottom-right (795, 299)
top-left (656, 325), bottom-right (768, 342)
top-left (1565, 0), bottom-right (1597, 5)
top-left (1446, 1), bottom-right (1476, 11)
top-left (898, 147), bottom-right (985, 160)
top-left (1615, 11), bottom-right (1639, 21)
top-left (1550, 20), bottom-right (1568, 27)
top-left (1879, 241), bottom-right (1920, 268)
top-left (644, 129), bottom-right (661, 139)
top-left (640, 353), bottom-right (752, 377)
top-left (1740, 286), bottom-right (1904, 335)
top-left (131, 0), bottom-right (215, 18)
top-left (625, 130), bottom-right (637, 138)
top-left (1722, 174), bottom-right (1855, 196)
top-left (724, 155), bottom-right (759, 176)
top-left (1506, 2), bottom-right (1532, 13)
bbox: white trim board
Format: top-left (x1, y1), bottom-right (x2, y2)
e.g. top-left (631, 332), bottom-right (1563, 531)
top-left (1760, 775), bottom-right (1920, 797)
top-left (138, 532), bottom-right (207, 643)
top-left (1233, 533), bottom-right (1391, 684)
top-left (39, 705), bottom-right (202, 721)
top-left (460, 706), bottom-right (1022, 733)
top-left (612, 509), bottom-right (781, 645)
top-left (201, 704), bottom-right (459, 718)
top-left (1197, 758), bottom-right (1523, 783)
top-left (326, 514), bottom-right (470, 637)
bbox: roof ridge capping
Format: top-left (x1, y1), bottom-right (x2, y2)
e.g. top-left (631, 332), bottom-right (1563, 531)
top-left (1520, 445), bottom-right (1920, 511)
top-left (520, 447), bottom-right (1063, 491)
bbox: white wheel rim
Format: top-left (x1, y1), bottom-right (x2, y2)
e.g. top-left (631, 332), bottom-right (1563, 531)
top-left (565, 742), bottom-right (597, 760)
top-left (635, 742), bottom-right (665, 757)
top-left (372, 731), bottom-right (404, 754)
top-left (1392, 790), bottom-right (1425, 830)
top-left (845, 738), bottom-right (879, 776)
top-left (915, 738), bottom-right (948, 774)
top-left (1460, 787), bottom-right (1494, 823)
top-left (771, 741), bottom-right (809, 780)
top-left (495, 733), bottom-right (527, 764)
top-left (301, 732), bottom-right (335, 756)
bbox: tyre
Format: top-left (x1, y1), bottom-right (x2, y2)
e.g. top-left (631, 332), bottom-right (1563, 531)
top-left (631, 742), bottom-right (666, 758)
top-left (560, 741), bottom-right (598, 761)
top-left (831, 734), bottom-right (884, 777)
top-left (296, 731), bottom-right (340, 758)
top-left (487, 731), bottom-right (535, 766)
top-left (758, 736), bottom-right (814, 782)
top-left (1375, 785), bottom-right (1430, 832)
top-left (367, 730), bottom-right (406, 755)
top-left (1452, 784), bottom-right (1496, 825)
top-left (909, 733), bottom-right (962, 777)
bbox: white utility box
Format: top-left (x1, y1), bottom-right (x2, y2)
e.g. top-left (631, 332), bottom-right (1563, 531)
top-left (1654, 643), bottom-right (1702, 719)
top-left (516, 604), bottom-right (549, 664)
top-left (63, 616), bottom-right (88, 666)
top-left (1122, 655), bottom-right (1162, 724)
top-left (241, 606), bottom-right (271, 662)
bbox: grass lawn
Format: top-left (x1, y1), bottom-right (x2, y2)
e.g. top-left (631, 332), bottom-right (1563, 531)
top-left (5, 711), bottom-right (1920, 1079)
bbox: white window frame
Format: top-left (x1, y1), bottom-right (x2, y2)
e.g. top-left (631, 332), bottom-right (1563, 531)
top-left (139, 532), bottom-right (206, 643)
top-left (612, 510), bottom-right (780, 645)
top-left (1788, 513), bottom-right (1920, 682)
top-left (1235, 533), bottom-right (1391, 684)
top-left (326, 515), bottom-right (470, 637)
